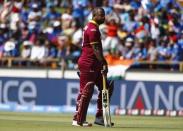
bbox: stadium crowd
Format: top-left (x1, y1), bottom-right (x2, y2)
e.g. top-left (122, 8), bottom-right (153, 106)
top-left (0, 0), bottom-right (183, 69)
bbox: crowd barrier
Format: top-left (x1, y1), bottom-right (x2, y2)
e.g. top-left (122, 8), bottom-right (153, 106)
top-left (1, 57), bottom-right (183, 72)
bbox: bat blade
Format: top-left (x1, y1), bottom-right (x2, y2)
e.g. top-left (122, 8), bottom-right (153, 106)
top-left (102, 89), bottom-right (111, 127)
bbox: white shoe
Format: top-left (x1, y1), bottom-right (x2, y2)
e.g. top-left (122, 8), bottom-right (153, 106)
top-left (72, 120), bottom-right (92, 127)
top-left (72, 120), bottom-right (80, 126)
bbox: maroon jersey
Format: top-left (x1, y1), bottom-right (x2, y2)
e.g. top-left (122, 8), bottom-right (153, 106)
top-left (78, 20), bottom-right (103, 71)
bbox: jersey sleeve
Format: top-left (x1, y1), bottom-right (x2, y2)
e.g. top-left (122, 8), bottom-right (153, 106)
top-left (88, 27), bottom-right (100, 45)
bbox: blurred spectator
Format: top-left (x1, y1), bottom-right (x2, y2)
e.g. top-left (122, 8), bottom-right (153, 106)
top-left (157, 39), bottom-right (170, 61)
top-left (133, 39), bottom-right (148, 60)
top-left (102, 0), bottom-right (112, 16)
top-left (44, 5), bottom-right (61, 25)
top-left (123, 9), bottom-right (138, 33)
top-left (147, 39), bottom-right (158, 61)
top-left (72, 1), bottom-right (85, 27)
top-left (30, 37), bottom-right (46, 62)
top-left (21, 40), bottom-right (32, 58)
top-left (0, 23), bottom-right (8, 58)
top-left (122, 37), bottom-right (135, 59)
top-left (177, 33), bottom-right (183, 61)
top-left (83, 1), bottom-right (95, 23)
top-left (0, 0), bottom-right (182, 70)
top-left (9, 0), bottom-right (22, 31)
top-left (61, 7), bottom-right (73, 30)
top-left (27, 3), bottom-right (42, 32)
top-left (44, 40), bottom-right (57, 59)
top-left (0, 1), bottom-right (13, 22)
top-left (167, 40), bottom-right (179, 61)
top-left (72, 19), bottom-right (82, 47)
top-left (107, 4), bottom-right (121, 24)
top-left (57, 35), bottom-right (69, 59)
top-left (150, 15), bottom-right (160, 40)
top-left (3, 38), bottom-right (18, 57)
top-left (103, 19), bottom-right (119, 55)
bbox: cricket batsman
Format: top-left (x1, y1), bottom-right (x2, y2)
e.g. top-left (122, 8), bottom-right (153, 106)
top-left (72, 7), bottom-right (114, 127)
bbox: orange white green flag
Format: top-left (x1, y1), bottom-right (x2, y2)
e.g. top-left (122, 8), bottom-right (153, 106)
top-left (105, 55), bottom-right (134, 79)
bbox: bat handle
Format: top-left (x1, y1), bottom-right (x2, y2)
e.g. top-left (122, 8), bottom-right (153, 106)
top-left (102, 73), bottom-right (107, 90)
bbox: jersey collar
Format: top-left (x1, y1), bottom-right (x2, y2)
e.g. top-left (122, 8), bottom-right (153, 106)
top-left (89, 20), bottom-right (99, 27)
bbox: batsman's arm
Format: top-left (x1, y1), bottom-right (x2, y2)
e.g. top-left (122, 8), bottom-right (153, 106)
top-left (91, 43), bottom-right (108, 74)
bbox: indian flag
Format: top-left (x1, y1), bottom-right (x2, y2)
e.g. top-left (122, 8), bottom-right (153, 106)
top-left (105, 55), bottom-right (134, 79)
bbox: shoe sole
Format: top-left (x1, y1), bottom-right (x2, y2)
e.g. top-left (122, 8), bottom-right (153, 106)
top-left (72, 121), bottom-right (92, 127)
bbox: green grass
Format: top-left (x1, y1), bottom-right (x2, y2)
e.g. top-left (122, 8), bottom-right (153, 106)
top-left (0, 111), bottom-right (183, 131)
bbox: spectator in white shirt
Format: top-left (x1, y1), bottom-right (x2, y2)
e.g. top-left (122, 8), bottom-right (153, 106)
top-left (21, 41), bottom-right (32, 58)
top-left (30, 37), bottom-right (46, 62)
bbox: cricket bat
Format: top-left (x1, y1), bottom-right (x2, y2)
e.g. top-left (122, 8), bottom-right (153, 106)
top-left (102, 73), bottom-right (111, 127)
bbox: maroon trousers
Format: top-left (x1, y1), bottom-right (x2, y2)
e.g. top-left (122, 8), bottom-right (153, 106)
top-left (73, 69), bottom-right (113, 124)
top-left (73, 56), bottom-right (114, 125)
top-left (74, 71), bottom-right (102, 120)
